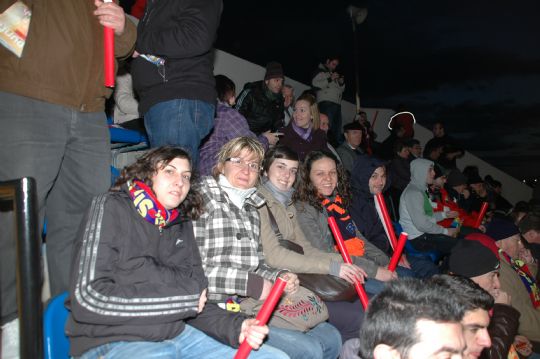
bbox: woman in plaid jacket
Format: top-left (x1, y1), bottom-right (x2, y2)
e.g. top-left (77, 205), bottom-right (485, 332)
top-left (193, 137), bottom-right (342, 359)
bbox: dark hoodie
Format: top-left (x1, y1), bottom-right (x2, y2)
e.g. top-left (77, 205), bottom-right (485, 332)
top-left (349, 155), bottom-right (393, 255)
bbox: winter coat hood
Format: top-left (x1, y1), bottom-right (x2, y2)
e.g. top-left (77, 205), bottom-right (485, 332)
top-left (409, 158), bottom-right (434, 190)
top-left (350, 155), bottom-right (389, 199)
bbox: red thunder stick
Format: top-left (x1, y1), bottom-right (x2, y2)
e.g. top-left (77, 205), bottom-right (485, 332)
top-left (388, 232), bottom-right (408, 271)
top-left (327, 217), bottom-right (369, 309)
top-left (375, 193), bottom-right (398, 250)
top-left (474, 202), bottom-right (489, 228)
top-left (234, 277), bottom-right (287, 359)
top-left (103, 0), bottom-right (115, 87)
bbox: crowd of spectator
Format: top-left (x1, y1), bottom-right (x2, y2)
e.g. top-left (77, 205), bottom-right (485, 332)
top-left (1, 1), bottom-right (539, 359)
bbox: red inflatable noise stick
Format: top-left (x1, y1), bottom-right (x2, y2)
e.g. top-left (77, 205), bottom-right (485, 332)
top-left (234, 277), bottom-right (287, 359)
top-left (103, 0), bottom-right (115, 87)
top-left (328, 217), bottom-right (369, 309)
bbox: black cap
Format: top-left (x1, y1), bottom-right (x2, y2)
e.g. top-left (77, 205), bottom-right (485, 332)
top-left (449, 240), bottom-right (500, 278)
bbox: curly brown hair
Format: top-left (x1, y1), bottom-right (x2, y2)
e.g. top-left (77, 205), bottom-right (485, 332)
top-left (293, 150), bottom-right (351, 211)
top-left (112, 146), bottom-right (204, 220)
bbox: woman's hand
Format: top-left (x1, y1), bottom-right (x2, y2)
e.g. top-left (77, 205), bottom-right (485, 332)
top-left (262, 131), bottom-right (280, 147)
top-left (339, 263), bottom-right (366, 284)
top-left (198, 288), bottom-right (207, 313)
top-left (239, 319), bottom-right (269, 350)
top-left (281, 272), bottom-right (299, 294)
top-left (258, 279), bottom-right (273, 300)
top-left (375, 267), bottom-right (398, 282)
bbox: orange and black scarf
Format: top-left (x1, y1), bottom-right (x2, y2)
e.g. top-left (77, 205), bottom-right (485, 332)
top-left (322, 194), bottom-right (365, 256)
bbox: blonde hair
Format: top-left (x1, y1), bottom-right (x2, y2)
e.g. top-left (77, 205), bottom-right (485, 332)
top-left (212, 137), bottom-right (265, 178)
top-left (295, 93), bottom-right (320, 130)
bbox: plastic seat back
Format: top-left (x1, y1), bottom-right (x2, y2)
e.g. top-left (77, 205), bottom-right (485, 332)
top-left (44, 292), bottom-right (70, 359)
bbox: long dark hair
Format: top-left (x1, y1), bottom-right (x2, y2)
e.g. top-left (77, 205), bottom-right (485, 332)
top-left (112, 146), bottom-right (204, 219)
top-left (294, 150), bottom-right (351, 211)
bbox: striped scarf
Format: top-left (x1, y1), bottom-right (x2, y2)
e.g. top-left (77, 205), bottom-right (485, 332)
top-left (322, 194), bottom-right (365, 256)
top-left (127, 180), bottom-right (179, 229)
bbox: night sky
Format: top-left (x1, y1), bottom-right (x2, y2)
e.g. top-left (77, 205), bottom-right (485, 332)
top-left (215, 0), bottom-right (540, 184)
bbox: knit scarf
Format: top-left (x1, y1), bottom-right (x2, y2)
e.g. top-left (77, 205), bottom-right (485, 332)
top-left (127, 180), bottom-right (179, 229)
top-left (292, 122), bottom-right (312, 141)
top-left (322, 194), bottom-right (365, 256)
top-left (262, 177), bottom-right (294, 206)
top-left (500, 249), bottom-right (540, 308)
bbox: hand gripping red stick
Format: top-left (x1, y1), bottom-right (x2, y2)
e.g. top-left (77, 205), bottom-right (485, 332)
top-left (388, 232), bottom-right (408, 272)
top-left (474, 202), bottom-right (489, 228)
top-left (375, 193), bottom-right (398, 250)
top-left (103, 0), bottom-right (115, 87)
top-left (234, 277), bottom-right (287, 359)
top-left (327, 217), bottom-right (369, 309)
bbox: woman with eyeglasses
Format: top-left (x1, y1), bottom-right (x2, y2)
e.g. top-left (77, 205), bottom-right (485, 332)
top-left (193, 137), bottom-right (342, 359)
top-left (258, 145), bottom-right (367, 343)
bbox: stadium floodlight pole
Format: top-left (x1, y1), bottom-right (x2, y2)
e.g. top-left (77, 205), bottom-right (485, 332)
top-left (347, 5), bottom-right (368, 114)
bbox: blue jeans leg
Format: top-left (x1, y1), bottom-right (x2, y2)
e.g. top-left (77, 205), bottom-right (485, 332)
top-left (266, 323), bottom-right (341, 359)
top-left (364, 279), bottom-right (385, 297)
top-left (144, 99), bottom-right (215, 168)
top-left (79, 325), bottom-right (289, 359)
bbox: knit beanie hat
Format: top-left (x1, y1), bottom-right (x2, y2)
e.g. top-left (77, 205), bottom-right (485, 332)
top-left (485, 217), bottom-right (520, 241)
top-left (449, 239), bottom-right (500, 278)
top-left (264, 62), bottom-right (284, 80)
top-left (447, 169), bottom-right (467, 187)
top-left (433, 164), bottom-right (446, 179)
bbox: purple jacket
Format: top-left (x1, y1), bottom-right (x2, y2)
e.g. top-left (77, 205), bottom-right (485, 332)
top-left (199, 102), bottom-right (268, 176)
top-left (278, 123), bottom-right (327, 162)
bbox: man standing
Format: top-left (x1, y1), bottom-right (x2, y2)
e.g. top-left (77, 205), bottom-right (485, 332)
top-left (132, 0), bottom-right (223, 167)
top-left (336, 122), bottom-right (363, 173)
top-left (236, 61), bottom-right (286, 136)
top-left (0, 0), bottom-right (136, 356)
top-left (399, 158), bottom-right (460, 255)
top-left (312, 56), bottom-right (345, 146)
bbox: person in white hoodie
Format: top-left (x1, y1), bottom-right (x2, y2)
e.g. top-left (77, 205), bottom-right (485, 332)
top-left (399, 158), bottom-right (461, 255)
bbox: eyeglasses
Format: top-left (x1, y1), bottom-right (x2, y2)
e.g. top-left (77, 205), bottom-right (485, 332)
top-left (225, 157), bottom-right (260, 172)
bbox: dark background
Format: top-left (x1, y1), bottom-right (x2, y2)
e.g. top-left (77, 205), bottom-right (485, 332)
top-left (213, 0), bottom-right (540, 186)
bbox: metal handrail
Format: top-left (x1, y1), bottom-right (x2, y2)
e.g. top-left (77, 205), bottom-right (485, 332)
top-left (0, 177), bottom-right (43, 359)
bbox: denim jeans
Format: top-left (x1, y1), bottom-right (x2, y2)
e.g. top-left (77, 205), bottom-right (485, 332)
top-left (266, 322), bottom-right (341, 359)
top-left (317, 101), bottom-right (343, 146)
top-left (78, 324), bottom-right (289, 359)
top-left (144, 99), bottom-right (215, 168)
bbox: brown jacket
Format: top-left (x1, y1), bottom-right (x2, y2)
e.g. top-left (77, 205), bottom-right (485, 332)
top-left (498, 253), bottom-right (540, 341)
top-left (258, 185), bottom-right (343, 274)
top-left (0, 0), bottom-right (136, 112)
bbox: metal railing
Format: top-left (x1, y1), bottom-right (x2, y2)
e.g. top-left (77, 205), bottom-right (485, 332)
top-left (0, 177), bottom-right (43, 359)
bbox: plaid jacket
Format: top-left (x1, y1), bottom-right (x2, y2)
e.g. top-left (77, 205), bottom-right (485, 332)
top-left (193, 176), bottom-right (281, 302)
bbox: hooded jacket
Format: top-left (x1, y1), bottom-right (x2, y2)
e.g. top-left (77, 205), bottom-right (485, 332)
top-left (399, 158), bottom-right (450, 239)
top-left (349, 155), bottom-right (393, 255)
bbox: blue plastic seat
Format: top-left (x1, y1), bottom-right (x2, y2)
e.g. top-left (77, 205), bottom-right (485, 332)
top-left (44, 292), bottom-right (70, 359)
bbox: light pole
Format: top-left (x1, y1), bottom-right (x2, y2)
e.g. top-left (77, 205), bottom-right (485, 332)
top-left (347, 6), bottom-right (368, 114)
